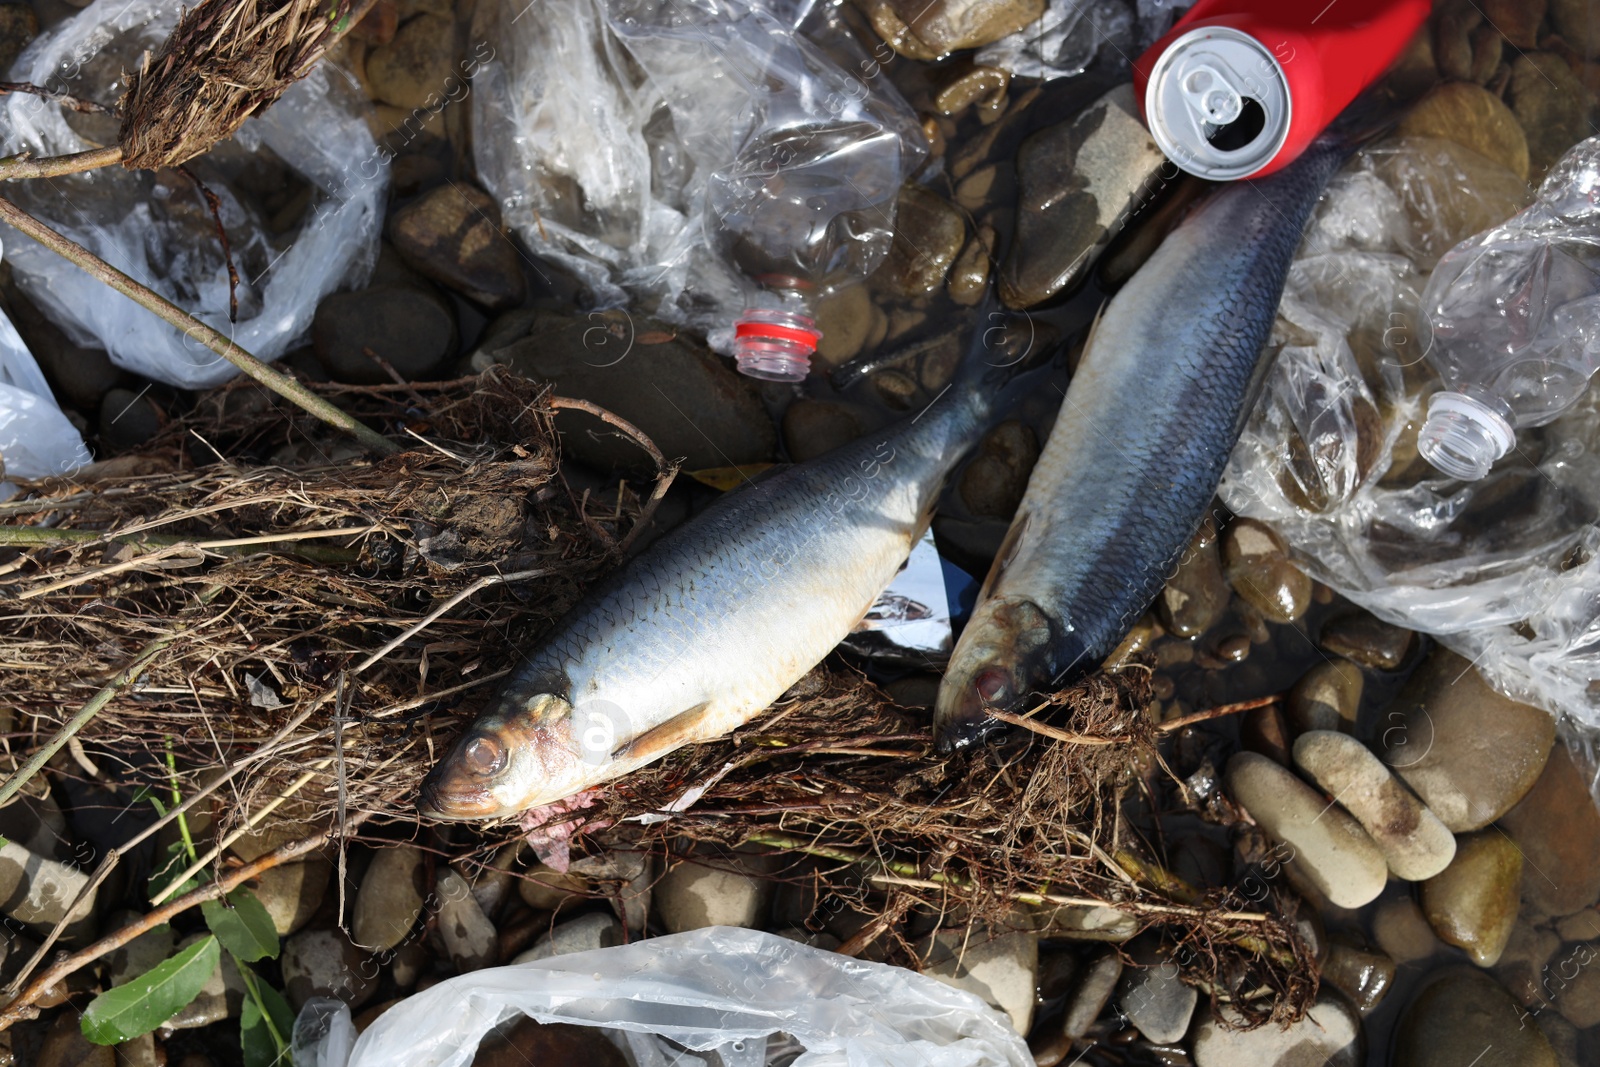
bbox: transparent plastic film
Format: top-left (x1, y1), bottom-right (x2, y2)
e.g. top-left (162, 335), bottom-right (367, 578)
top-left (0, 240), bottom-right (92, 491)
top-left (0, 0), bottom-right (385, 390)
top-left (1221, 135), bottom-right (1600, 725)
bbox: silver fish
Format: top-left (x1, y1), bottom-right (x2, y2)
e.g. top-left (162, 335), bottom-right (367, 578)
top-left (420, 320), bottom-right (1025, 819)
top-left (934, 134), bottom-right (1355, 750)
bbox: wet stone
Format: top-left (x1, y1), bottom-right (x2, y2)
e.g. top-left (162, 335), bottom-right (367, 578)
top-left (517, 862), bottom-right (589, 911)
top-left (1221, 519), bottom-right (1311, 624)
top-left (365, 14), bottom-right (458, 111)
top-left (1240, 703), bottom-right (1292, 765)
top-left (1553, 943), bottom-right (1600, 1028)
top-left (947, 225), bottom-right (995, 306)
top-left (37, 1010), bottom-right (113, 1067)
top-left (1421, 830), bottom-right (1523, 967)
top-left (1484, 0), bottom-right (1543, 49)
top-left (1469, 23), bottom-right (1503, 84)
top-left (1061, 949), bottom-right (1122, 1039)
top-left (1396, 81), bottom-right (1530, 180)
top-left (865, 0), bottom-right (1044, 60)
top-left (1494, 920), bottom-right (1559, 1007)
top-left (1322, 939), bottom-right (1395, 1014)
top-left (251, 856), bottom-right (330, 936)
top-left (958, 420), bottom-right (1038, 518)
top-left (1224, 752), bottom-right (1388, 909)
top-left (1393, 966), bottom-right (1558, 1067)
top-left (1372, 896), bottom-right (1444, 964)
top-left (1000, 84), bottom-right (1165, 309)
top-left (812, 284), bottom-right (881, 367)
top-left (655, 858), bottom-right (769, 933)
top-left (1116, 943), bottom-right (1196, 1045)
top-left (1317, 612), bottom-right (1413, 670)
top-left (1550, 0), bottom-right (1600, 53)
top-left (569, 850), bottom-right (653, 934)
top-left (1156, 523), bottom-right (1229, 639)
top-left (389, 182), bottom-right (526, 309)
top-left (352, 845), bottom-right (425, 952)
top-left (98, 388), bottom-right (164, 454)
top-left (313, 282), bottom-right (455, 385)
top-left (511, 912), bottom-right (624, 964)
top-left (282, 928), bottom-right (379, 1011)
top-left (480, 310), bottom-right (776, 472)
top-left (471, 1019), bottom-right (629, 1067)
top-left (107, 917), bottom-right (176, 987)
top-left (1432, 0), bottom-right (1480, 80)
top-left (934, 65), bottom-right (1009, 116)
top-left (1191, 991), bottom-right (1364, 1067)
top-left (0, 3), bottom-right (38, 73)
top-left (436, 868), bottom-right (497, 972)
top-left (1286, 660), bottom-right (1363, 735)
top-left (1381, 650), bottom-right (1555, 833)
top-left (162, 933), bottom-right (245, 1031)
top-left (1499, 744), bottom-right (1600, 918)
top-left (782, 399), bottom-right (867, 463)
top-left (882, 186), bottom-right (965, 296)
top-left (1509, 54), bottom-right (1592, 181)
top-left (0, 837), bottom-right (97, 927)
top-left (1293, 730), bottom-right (1456, 881)
top-left (1537, 1012), bottom-right (1583, 1067)
top-left (917, 928), bottom-right (1038, 1034)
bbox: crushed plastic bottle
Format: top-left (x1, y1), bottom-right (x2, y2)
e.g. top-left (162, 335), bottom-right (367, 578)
top-left (1417, 135), bottom-right (1600, 480)
top-left (472, 0), bottom-right (925, 378)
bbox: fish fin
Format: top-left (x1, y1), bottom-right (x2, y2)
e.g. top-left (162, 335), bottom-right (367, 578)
top-left (1082, 298), bottom-right (1109, 353)
top-left (611, 701), bottom-right (716, 763)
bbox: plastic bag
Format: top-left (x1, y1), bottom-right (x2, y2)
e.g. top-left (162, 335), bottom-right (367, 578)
top-left (0, 249), bottom-right (92, 490)
top-left (1220, 135), bottom-right (1600, 725)
top-left (974, 0), bottom-right (1136, 81)
top-left (0, 0), bottom-right (385, 390)
top-left (292, 927), bottom-right (1032, 1067)
top-left (470, 0), bottom-right (925, 346)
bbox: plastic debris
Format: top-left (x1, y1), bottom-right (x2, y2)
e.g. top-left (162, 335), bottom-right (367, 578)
top-left (0, 241), bottom-right (92, 494)
top-left (0, 0), bottom-right (386, 390)
top-left (292, 927), bottom-right (1033, 1067)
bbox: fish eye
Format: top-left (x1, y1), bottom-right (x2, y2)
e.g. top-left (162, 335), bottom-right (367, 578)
top-left (462, 735), bottom-right (505, 776)
top-left (975, 669), bottom-right (1009, 704)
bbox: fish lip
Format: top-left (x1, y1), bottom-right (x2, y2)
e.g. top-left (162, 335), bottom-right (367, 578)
top-left (417, 770), bottom-right (502, 821)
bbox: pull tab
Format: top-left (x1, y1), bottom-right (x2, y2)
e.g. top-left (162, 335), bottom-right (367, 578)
top-left (1179, 64), bottom-right (1244, 127)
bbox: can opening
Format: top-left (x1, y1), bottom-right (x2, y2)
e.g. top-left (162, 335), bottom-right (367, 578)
top-left (1204, 96), bottom-right (1266, 152)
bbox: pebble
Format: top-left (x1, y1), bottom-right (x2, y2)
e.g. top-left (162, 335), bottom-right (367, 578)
top-left (1316, 612), bottom-right (1413, 670)
top-left (517, 862), bottom-right (590, 912)
top-left (436, 868), bottom-right (497, 972)
top-left (1380, 650), bottom-right (1555, 832)
top-left (1115, 943), bottom-right (1196, 1044)
top-left (1508, 54), bottom-right (1591, 181)
top-left (36, 1010), bottom-right (113, 1067)
top-left (1484, 0), bottom-right (1543, 48)
top-left (364, 14), bottom-right (457, 110)
top-left (1432, 0), bottom-right (1480, 81)
top-left (107, 917), bottom-right (176, 987)
top-left (1549, 0), bottom-right (1600, 53)
top-left (865, 0), bottom-right (1043, 60)
top-left (162, 933), bottom-right (245, 1031)
top-left (313, 281), bottom-right (455, 385)
top-left (1033, 902), bottom-right (1138, 942)
top-left (1220, 519), bottom-right (1311, 623)
top-left (1395, 81), bottom-right (1530, 180)
top-left (1421, 830), bottom-right (1523, 967)
top-left (282, 928), bottom-right (379, 1011)
top-left (1537, 1012), bottom-right (1583, 1067)
top-left (0, 3), bottom-right (38, 73)
top-left (480, 310), bottom-right (776, 471)
top-left (947, 225), bottom-right (995, 306)
top-left (512, 912), bottom-right (624, 964)
top-left (1372, 896), bottom-right (1444, 964)
top-left (352, 845), bottom-right (425, 952)
top-left (1286, 660), bottom-right (1363, 735)
top-left (98, 388), bottom-right (164, 454)
top-left (882, 186), bottom-right (965, 296)
top-left (251, 857), bottom-right (330, 936)
top-left (1191, 991), bottom-right (1364, 1067)
top-left (1000, 84), bottom-right (1165, 309)
top-left (917, 928), bottom-right (1038, 1034)
top-left (782, 399), bottom-right (867, 463)
top-left (934, 65), bottom-right (1009, 116)
top-left (1322, 938), bottom-right (1396, 1014)
top-left (1553, 944), bottom-right (1600, 1028)
top-left (16, 305), bottom-right (123, 411)
top-left (389, 182), bottom-right (526, 309)
top-left (1494, 920), bottom-right (1559, 1007)
top-left (470, 1019), bottom-right (628, 1067)
top-left (1224, 752), bottom-right (1388, 909)
top-left (1499, 744), bottom-right (1600, 917)
top-left (1293, 730), bottom-right (1456, 881)
top-left (958, 420), bottom-right (1038, 517)
top-left (116, 1034), bottom-right (159, 1067)
top-left (1241, 702), bottom-right (1293, 765)
top-left (655, 858), bottom-right (769, 932)
top-left (1060, 948), bottom-right (1122, 1039)
top-left (567, 850), bottom-right (653, 934)
top-left (1392, 966), bottom-right (1557, 1066)
top-left (0, 837), bottom-right (97, 927)
top-left (1156, 523), bottom-right (1229, 639)
top-left (812, 284), bottom-right (881, 367)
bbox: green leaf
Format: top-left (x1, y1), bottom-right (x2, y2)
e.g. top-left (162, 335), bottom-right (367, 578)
top-left (149, 839), bottom-right (200, 900)
top-left (202, 889), bottom-right (280, 962)
top-left (240, 967), bottom-right (296, 1067)
top-left (80, 935), bottom-right (220, 1045)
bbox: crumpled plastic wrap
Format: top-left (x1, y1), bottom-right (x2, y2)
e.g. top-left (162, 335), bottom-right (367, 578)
top-left (1221, 135), bottom-right (1600, 725)
top-left (291, 927), bottom-right (1032, 1067)
top-left (470, 0), bottom-right (924, 345)
top-left (0, 0), bottom-right (385, 390)
top-left (974, 0), bottom-right (1192, 80)
top-left (0, 244), bottom-right (91, 491)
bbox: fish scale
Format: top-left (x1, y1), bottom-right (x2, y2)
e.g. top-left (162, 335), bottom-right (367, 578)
top-left (934, 134), bottom-right (1353, 749)
top-left (420, 327), bottom-right (1017, 819)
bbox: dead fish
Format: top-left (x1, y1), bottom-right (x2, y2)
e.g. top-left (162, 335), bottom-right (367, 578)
top-left (934, 131), bottom-right (1359, 751)
top-left (419, 313), bottom-right (1032, 819)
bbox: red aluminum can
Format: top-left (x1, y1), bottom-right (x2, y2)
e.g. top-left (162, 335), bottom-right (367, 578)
top-left (1132, 0), bottom-right (1431, 180)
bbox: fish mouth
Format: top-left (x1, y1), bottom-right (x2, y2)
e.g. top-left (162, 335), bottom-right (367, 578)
top-left (417, 769), bottom-right (503, 821)
top-left (934, 666), bottom-right (1017, 754)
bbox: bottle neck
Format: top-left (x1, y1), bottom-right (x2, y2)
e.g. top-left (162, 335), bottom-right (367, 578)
top-left (1417, 390), bottom-right (1517, 481)
top-left (732, 296), bottom-right (820, 383)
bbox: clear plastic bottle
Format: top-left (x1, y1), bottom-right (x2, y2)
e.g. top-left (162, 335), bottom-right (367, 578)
top-left (707, 118), bottom-right (908, 380)
top-left (1417, 135), bottom-right (1600, 480)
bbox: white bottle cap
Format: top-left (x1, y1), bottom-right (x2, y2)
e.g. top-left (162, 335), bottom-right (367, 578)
top-left (1417, 391), bottom-right (1516, 481)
